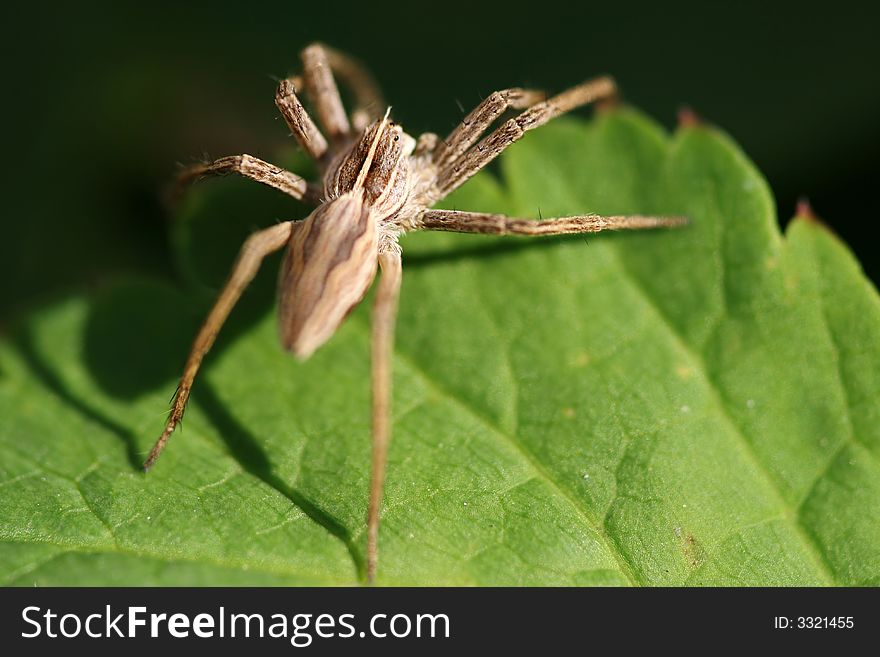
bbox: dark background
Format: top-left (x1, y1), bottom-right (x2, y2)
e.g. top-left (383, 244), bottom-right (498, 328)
top-left (2, 0), bottom-right (879, 325)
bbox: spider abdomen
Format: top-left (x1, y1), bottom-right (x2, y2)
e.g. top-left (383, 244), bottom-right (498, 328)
top-left (277, 191), bottom-right (378, 359)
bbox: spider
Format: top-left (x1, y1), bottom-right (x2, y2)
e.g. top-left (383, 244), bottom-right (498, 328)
top-left (143, 43), bottom-right (685, 583)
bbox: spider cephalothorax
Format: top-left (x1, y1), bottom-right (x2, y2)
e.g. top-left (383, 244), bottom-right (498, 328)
top-left (145, 42), bottom-right (684, 582)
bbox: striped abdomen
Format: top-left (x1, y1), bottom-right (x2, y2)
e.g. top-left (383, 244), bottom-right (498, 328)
top-left (278, 192), bottom-right (378, 359)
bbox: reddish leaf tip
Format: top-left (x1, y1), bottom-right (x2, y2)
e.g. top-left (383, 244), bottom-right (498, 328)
top-left (794, 196), bottom-right (836, 235)
top-left (677, 106), bottom-right (703, 128)
top-left (795, 196), bottom-right (816, 220)
top-left (595, 94), bottom-right (621, 114)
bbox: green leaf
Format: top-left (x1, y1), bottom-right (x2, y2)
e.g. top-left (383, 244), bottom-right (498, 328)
top-left (2, 109), bottom-right (878, 586)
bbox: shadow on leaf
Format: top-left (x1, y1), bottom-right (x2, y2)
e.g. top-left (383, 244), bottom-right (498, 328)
top-left (193, 382), bottom-right (365, 579)
top-left (12, 328), bottom-right (145, 471)
top-left (402, 232), bottom-right (613, 268)
top-left (79, 276), bottom-right (365, 577)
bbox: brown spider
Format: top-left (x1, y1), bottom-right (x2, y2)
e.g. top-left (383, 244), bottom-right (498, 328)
top-left (143, 43), bottom-right (684, 583)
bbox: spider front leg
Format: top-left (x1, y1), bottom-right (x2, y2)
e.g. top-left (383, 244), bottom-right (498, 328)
top-left (366, 249), bottom-right (402, 584)
top-left (143, 221), bottom-right (298, 471)
top-left (170, 154), bottom-right (316, 205)
top-left (285, 44), bottom-right (386, 136)
top-left (432, 87), bottom-right (545, 168)
top-left (433, 76), bottom-right (617, 199)
top-left (300, 44), bottom-right (353, 142)
top-left (275, 79), bottom-right (329, 161)
top-left (319, 44), bottom-right (385, 132)
top-left (417, 209), bottom-right (686, 236)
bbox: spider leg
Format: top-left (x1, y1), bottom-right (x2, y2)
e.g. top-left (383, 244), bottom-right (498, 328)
top-left (432, 88), bottom-right (545, 169)
top-left (414, 132), bottom-right (441, 158)
top-left (276, 78), bottom-right (329, 161)
top-left (143, 221), bottom-right (298, 471)
top-left (319, 44), bottom-right (385, 132)
top-left (170, 154), bottom-right (317, 205)
top-left (286, 46), bottom-right (385, 136)
top-left (300, 44), bottom-right (352, 142)
top-left (366, 249), bottom-right (402, 584)
top-left (432, 76), bottom-right (617, 200)
top-left (417, 209), bottom-right (686, 235)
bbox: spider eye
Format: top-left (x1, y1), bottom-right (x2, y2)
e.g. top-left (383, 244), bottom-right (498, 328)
top-left (394, 135), bottom-right (399, 142)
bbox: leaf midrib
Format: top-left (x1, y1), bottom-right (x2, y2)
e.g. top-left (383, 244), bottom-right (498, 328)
top-left (374, 234), bottom-right (839, 584)
top-left (609, 244), bottom-right (838, 585)
top-left (518, 120), bottom-right (839, 584)
top-left (369, 322), bottom-right (641, 585)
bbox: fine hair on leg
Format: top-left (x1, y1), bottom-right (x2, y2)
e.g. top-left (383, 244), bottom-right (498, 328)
top-left (170, 154), bottom-right (310, 205)
top-left (432, 87), bottom-right (545, 168)
top-left (143, 221), bottom-right (297, 471)
top-left (301, 44), bottom-right (351, 141)
top-left (417, 209), bottom-right (687, 236)
top-left (319, 43), bottom-right (386, 131)
top-left (366, 249), bottom-right (403, 583)
top-left (433, 76), bottom-right (617, 199)
top-left (275, 79), bottom-right (329, 160)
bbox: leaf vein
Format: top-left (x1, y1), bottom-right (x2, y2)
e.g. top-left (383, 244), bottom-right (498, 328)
top-left (609, 246), bottom-right (838, 585)
top-left (372, 324), bottom-right (641, 586)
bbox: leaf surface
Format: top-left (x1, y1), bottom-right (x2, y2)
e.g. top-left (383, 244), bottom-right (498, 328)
top-left (2, 109), bottom-right (878, 585)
